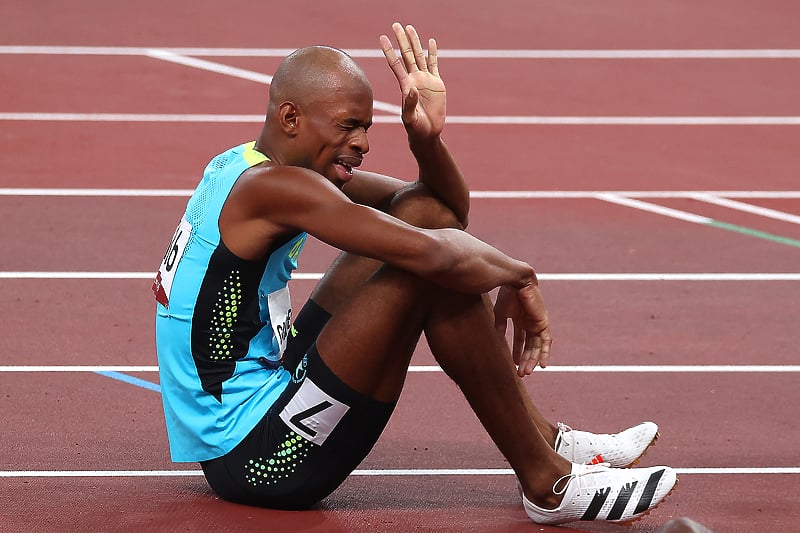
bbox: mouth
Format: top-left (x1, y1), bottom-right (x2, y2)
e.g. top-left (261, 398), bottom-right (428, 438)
top-left (332, 155), bottom-right (362, 183)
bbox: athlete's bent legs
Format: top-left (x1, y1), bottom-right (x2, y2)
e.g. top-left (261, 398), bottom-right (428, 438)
top-left (304, 184), bottom-right (561, 444)
top-left (296, 184), bottom-right (572, 507)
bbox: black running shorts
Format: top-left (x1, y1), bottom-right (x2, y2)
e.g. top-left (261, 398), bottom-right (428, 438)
top-left (200, 340), bottom-right (395, 509)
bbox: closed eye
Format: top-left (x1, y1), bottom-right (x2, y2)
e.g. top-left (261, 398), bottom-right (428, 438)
top-left (340, 120), bottom-right (371, 132)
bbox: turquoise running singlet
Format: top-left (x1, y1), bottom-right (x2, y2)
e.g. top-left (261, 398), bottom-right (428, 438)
top-left (153, 141), bottom-right (307, 462)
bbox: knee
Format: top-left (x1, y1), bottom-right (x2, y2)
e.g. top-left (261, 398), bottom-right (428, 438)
top-left (387, 183), bottom-right (465, 230)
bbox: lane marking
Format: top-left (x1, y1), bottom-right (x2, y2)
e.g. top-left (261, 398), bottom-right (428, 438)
top-left (471, 191), bottom-right (800, 199)
top-left (0, 366), bottom-right (159, 372)
top-left (144, 50), bottom-right (403, 115)
top-left (0, 188), bottom-right (197, 196)
top-left (597, 194), bottom-right (800, 248)
top-left (145, 49), bottom-right (274, 84)
top-left (3, 46), bottom-right (800, 59)
top-left (595, 193), bottom-right (710, 223)
top-left (3, 112), bottom-right (800, 125)
top-left (0, 272), bottom-right (156, 279)
top-left (707, 220), bottom-right (800, 247)
top-left (2, 189), bottom-right (800, 199)
top-left (1, 272), bottom-right (800, 281)
top-left (690, 193), bottom-right (800, 225)
top-left (445, 116), bottom-right (800, 125)
top-left (0, 113), bottom-right (265, 122)
top-left (94, 370), bottom-right (161, 393)
top-left (0, 467), bottom-right (797, 478)
top-left (3, 365), bottom-right (799, 373)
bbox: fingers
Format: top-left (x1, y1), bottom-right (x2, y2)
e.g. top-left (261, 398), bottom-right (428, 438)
top-left (391, 22), bottom-right (426, 73)
top-left (428, 38), bottom-right (439, 77)
top-left (511, 320), bottom-right (525, 364)
top-left (379, 33), bottom-right (408, 85)
top-left (380, 22), bottom-right (437, 80)
top-left (538, 329), bottom-right (553, 368)
top-left (516, 329), bottom-right (553, 377)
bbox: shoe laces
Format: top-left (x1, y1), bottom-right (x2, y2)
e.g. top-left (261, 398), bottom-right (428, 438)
top-left (554, 422), bottom-right (572, 450)
top-left (552, 464), bottom-right (611, 497)
top-left (558, 422), bottom-right (613, 448)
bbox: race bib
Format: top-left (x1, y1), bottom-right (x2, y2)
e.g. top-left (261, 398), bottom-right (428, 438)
top-left (267, 287), bottom-right (292, 359)
top-left (279, 377), bottom-right (349, 446)
top-left (153, 216), bottom-right (192, 308)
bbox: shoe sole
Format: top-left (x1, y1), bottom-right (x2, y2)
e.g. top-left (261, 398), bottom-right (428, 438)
top-left (621, 430), bottom-right (659, 468)
top-left (614, 472), bottom-right (678, 526)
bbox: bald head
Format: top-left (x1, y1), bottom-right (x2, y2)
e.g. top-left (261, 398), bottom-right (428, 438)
top-left (268, 46), bottom-right (371, 111)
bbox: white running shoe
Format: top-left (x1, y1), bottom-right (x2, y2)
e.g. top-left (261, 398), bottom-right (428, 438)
top-left (554, 421), bottom-right (659, 468)
top-left (523, 463), bottom-right (677, 525)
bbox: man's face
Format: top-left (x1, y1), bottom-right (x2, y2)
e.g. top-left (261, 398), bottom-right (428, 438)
top-left (296, 84), bottom-right (373, 188)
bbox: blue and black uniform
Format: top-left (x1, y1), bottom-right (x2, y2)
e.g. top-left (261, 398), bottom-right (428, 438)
top-left (153, 142), bottom-right (393, 508)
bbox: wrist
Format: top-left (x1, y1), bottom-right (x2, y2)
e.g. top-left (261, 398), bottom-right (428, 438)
top-left (514, 263), bottom-right (538, 290)
top-left (408, 132), bottom-right (444, 155)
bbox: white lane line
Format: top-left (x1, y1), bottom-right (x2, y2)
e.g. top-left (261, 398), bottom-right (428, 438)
top-left (2, 189), bottom-right (800, 199)
top-left (0, 113), bottom-right (265, 122)
top-left (2, 365), bottom-right (799, 373)
top-left (4, 112), bottom-right (800, 125)
top-left (3, 46), bottom-right (800, 59)
top-left (0, 272), bottom-right (156, 279)
top-left (594, 193), bottom-right (711, 223)
top-left (0, 467), bottom-right (797, 478)
top-left (471, 191), bottom-right (800, 199)
top-left (595, 194), bottom-right (800, 248)
top-left (145, 49), bottom-right (403, 115)
top-left (690, 193), bottom-right (800, 225)
top-left (445, 116), bottom-right (800, 125)
top-left (2, 272), bottom-right (800, 281)
top-left (0, 366), bottom-right (160, 372)
top-left (0, 188), bottom-right (196, 196)
top-left (144, 49), bottom-right (274, 84)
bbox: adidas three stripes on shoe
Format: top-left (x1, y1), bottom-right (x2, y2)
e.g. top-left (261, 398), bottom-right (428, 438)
top-left (523, 463), bottom-right (678, 525)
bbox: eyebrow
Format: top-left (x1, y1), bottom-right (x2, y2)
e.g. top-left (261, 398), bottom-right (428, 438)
top-left (341, 117), bottom-right (372, 130)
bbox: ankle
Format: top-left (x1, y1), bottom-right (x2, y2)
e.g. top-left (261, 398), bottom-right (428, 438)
top-left (541, 422), bottom-right (559, 448)
top-left (523, 488), bottom-right (563, 510)
top-left (519, 463), bottom-right (572, 509)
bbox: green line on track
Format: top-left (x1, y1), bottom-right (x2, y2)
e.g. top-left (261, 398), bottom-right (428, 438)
top-left (708, 220), bottom-right (800, 248)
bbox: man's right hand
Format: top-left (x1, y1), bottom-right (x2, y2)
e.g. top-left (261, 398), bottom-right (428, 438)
top-left (494, 283), bottom-right (554, 377)
top-left (379, 22), bottom-right (446, 141)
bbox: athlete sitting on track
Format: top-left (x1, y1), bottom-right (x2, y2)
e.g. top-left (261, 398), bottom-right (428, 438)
top-left (153, 22), bottom-right (677, 525)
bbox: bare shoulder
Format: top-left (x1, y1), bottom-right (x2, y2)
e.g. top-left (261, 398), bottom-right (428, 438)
top-left (232, 163), bottom-right (345, 216)
top-left (219, 163), bottom-right (346, 260)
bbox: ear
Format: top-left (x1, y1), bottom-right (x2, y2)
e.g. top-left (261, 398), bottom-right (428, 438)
top-left (278, 102), bottom-right (300, 136)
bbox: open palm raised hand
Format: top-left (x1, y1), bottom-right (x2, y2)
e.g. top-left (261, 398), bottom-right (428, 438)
top-left (380, 23), bottom-right (447, 139)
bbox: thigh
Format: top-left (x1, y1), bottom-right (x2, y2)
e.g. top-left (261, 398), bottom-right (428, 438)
top-left (201, 343), bottom-right (394, 509)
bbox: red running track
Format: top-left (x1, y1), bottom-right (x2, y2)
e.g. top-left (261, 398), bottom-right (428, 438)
top-left (2, 1), bottom-right (800, 531)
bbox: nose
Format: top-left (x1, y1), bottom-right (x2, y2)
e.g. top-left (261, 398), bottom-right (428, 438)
top-left (351, 128), bottom-right (369, 155)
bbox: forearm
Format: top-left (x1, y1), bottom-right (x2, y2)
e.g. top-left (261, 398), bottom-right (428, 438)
top-left (410, 135), bottom-right (470, 227)
top-left (425, 228), bottom-right (536, 294)
top-left (342, 170), bottom-right (408, 208)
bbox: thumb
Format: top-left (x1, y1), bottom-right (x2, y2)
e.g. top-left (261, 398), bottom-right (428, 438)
top-left (402, 86), bottom-right (419, 123)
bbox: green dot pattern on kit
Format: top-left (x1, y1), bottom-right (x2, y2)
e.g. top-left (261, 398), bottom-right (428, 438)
top-left (208, 271), bottom-right (243, 361)
top-left (245, 431), bottom-right (313, 486)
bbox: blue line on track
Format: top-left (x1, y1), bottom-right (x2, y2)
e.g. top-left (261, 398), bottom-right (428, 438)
top-left (94, 371), bottom-right (161, 393)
